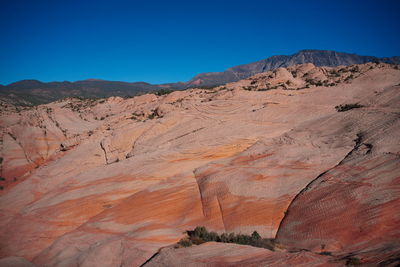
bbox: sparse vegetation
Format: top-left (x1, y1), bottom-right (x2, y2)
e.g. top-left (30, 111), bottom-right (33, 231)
top-left (147, 109), bottom-right (163, 120)
top-left (177, 238), bottom-right (193, 247)
top-left (350, 66), bottom-right (359, 73)
top-left (330, 70), bottom-right (340, 77)
top-left (305, 78), bottom-right (323, 86)
top-left (319, 251), bottom-right (332, 256)
top-left (335, 103), bottom-right (364, 112)
top-left (344, 74), bottom-right (354, 82)
top-left (243, 86), bottom-right (257, 91)
top-left (345, 256), bottom-right (361, 266)
top-left (176, 226), bottom-right (276, 250)
top-left (155, 89), bottom-right (174, 96)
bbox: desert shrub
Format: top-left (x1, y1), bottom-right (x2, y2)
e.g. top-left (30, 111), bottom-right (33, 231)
top-left (251, 231), bottom-right (261, 240)
top-left (180, 227), bottom-right (275, 250)
top-left (155, 89), bottom-right (174, 96)
top-left (193, 226), bottom-right (208, 239)
top-left (305, 78), bottom-right (323, 86)
top-left (350, 66), bottom-right (359, 73)
top-left (335, 103), bottom-right (364, 112)
top-left (243, 86), bottom-right (256, 91)
top-left (0, 177), bottom-right (5, 181)
top-left (344, 74), bottom-right (354, 82)
top-left (177, 238), bottom-right (192, 247)
top-left (330, 70), bottom-right (340, 77)
top-left (345, 256), bottom-right (361, 266)
top-left (315, 81), bottom-right (323, 86)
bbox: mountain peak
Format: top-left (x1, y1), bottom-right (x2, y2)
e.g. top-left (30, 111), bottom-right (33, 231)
top-left (187, 49), bottom-right (398, 87)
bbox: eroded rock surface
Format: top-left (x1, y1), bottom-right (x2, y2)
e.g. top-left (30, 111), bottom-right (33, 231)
top-left (0, 63), bottom-right (399, 266)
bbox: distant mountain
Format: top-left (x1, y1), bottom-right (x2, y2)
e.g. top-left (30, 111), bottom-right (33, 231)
top-left (1, 50), bottom-right (399, 105)
top-left (0, 79), bottom-right (166, 106)
top-left (185, 50), bottom-right (400, 87)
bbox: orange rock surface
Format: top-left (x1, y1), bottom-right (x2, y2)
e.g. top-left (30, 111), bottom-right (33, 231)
top-left (0, 63), bottom-right (399, 266)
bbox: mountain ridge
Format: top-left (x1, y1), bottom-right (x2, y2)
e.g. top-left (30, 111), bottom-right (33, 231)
top-left (186, 49), bottom-right (400, 86)
top-left (1, 49), bottom-right (399, 105)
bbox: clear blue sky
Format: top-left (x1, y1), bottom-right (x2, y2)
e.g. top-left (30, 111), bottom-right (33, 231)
top-left (1, 0), bottom-right (399, 85)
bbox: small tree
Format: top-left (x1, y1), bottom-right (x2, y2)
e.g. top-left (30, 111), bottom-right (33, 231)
top-left (251, 231), bottom-right (261, 240)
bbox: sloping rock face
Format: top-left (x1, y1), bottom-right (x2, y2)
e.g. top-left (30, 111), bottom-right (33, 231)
top-left (0, 63), bottom-right (399, 266)
top-left (144, 242), bottom-right (337, 267)
top-left (0, 256), bottom-right (37, 267)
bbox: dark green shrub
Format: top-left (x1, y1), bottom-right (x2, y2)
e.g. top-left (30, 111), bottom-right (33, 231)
top-left (177, 238), bottom-right (192, 247)
top-left (155, 89), bottom-right (174, 96)
top-left (335, 103), bottom-right (364, 112)
top-left (181, 226), bottom-right (275, 250)
top-left (319, 251), bottom-right (332, 256)
top-left (345, 256), bottom-right (361, 266)
top-left (315, 81), bottom-right (323, 86)
top-left (344, 74), bottom-right (354, 81)
top-left (193, 226), bottom-right (208, 239)
top-left (251, 231), bottom-right (261, 240)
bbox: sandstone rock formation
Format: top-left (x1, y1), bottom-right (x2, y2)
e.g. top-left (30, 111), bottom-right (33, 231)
top-left (2, 50), bottom-right (400, 106)
top-left (0, 63), bottom-right (399, 266)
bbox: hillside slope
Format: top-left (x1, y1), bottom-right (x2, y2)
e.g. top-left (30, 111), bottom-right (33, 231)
top-left (0, 62), bottom-right (399, 266)
top-left (1, 50), bottom-right (399, 106)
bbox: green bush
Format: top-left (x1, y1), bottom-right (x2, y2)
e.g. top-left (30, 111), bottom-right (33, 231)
top-left (251, 231), bottom-right (261, 240)
top-left (155, 89), bottom-right (174, 96)
top-left (345, 256), bottom-right (361, 266)
top-left (177, 238), bottom-right (192, 247)
top-left (335, 103), bottom-right (364, 112)
top-left (180, 227), bottom-right (275, 250)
